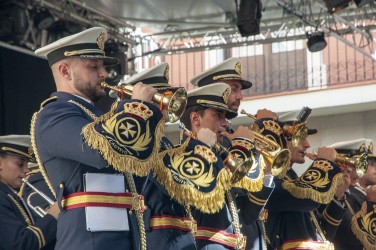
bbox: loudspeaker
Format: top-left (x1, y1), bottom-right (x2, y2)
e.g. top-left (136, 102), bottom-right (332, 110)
top-left (236, 0), bottom-right (262, 37)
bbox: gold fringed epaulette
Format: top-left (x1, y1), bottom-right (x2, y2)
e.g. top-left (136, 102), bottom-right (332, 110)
top-left (282, 159), bottom-right (344, 204)
top-left (351, 201), bottom-right (376, 250)
top-left (82, 101), bottom-right (164, 176)
top-left (153, 139), bottom-right (233, 214)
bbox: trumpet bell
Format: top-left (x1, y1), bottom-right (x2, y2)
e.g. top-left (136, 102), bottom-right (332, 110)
top-left (212, 142), bottom-right (254, 184)
top-left (101, 82), bottom-right (187, 123)
top-left (269, 149), bottom-right (291, 176)
top-left (166, 88), bottom-right (187, 123)
top-left (228, 158), bottom-right (254, 184)
top-left (336, 153), bottom-right (368, 177)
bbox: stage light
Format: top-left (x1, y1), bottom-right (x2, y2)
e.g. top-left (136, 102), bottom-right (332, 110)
top-left (306, 31), bottom-right (327, 52)
top-left (323, 0), bottom-right (352, 14)
top-left (236, 0), bottom-right (262, 37)
top-left (34, 9), bottom-right (55, 30)
top-left (353, 0), bottom-right (372, 7)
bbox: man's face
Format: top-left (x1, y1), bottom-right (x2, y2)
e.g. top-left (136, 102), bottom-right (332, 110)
top-left (195, 108), bottom-right (228, 143)
top-left (71, 59), bottom-right (108, 102)
top-left (0, 154), bottom-right (30, 190)
top-left (362, 158), bottom-right (376, 186)
top-left (288, 136), bottom-right (311, 164)
top-left (223, 80), bottom-right (243, 112)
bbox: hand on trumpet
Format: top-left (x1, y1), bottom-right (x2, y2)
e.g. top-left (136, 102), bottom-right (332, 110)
top-left (181, 127), bottom-right (217, 147)
top-left (366, 185), bottom-right (376, 202)
top-left (305, 147), bottom-right (337, 162)
top-left (131, 82), bottom-right (157, 103)
top-left (240, 109), bottom-right (278, 121)
top-left (221, 126), bottom-right (255, 142)
top-left (45, 202), bottom-right (60, 220)
top-left (255, 109), bottom-right (279, 120)
top-left (334, 169), bottom-right (352, 202)
top-left (196, 128), bottom-right (217, 147)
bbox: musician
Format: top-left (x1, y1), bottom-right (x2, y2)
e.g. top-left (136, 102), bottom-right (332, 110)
top-left (331, 139), bottom-right (376, 250)
top-left (33, 27), bottom-right (164, 250)
top-left (265, 109), bottom-right (349, 250)
top-left (108, 62), bottom-right (224, 249)
top-left (190, 57), bottom-right (252, 113)
top-left (351, 185), bottom-right (376, 250)
top-left (191, 57), bottom-right (283, 250)
top-left (19, 162), bottom-right (56, 220)
top-left (179, 82), bottom-right (276, 249)
top-left (0, 135), bottom-right (59, 250)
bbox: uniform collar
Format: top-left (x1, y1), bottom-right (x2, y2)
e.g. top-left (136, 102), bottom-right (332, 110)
top-left (72, 94), bottom-right (94, 105)
top-left (51, 92), bottom-right (103, 117)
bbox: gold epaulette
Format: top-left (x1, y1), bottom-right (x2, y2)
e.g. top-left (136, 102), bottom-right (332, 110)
top-left (282, 160), bottom-right (344, 204)
top-left (153, 139), bottom-right (233, 214)
top-left (82, 101), bottom-right (164, 176)
top-left (351, 201), bottom-right (376, 250)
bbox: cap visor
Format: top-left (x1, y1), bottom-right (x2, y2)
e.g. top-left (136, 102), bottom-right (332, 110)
top-left (199, 103), bottom-right (238, 120)
top-left (241, 80), bottom-right (253, 89)
top-left (308, 128), bottom-right (318, 135)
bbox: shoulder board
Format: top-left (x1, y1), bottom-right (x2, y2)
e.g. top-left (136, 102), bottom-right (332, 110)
top-left (40, 96), bottom-right (58, 108)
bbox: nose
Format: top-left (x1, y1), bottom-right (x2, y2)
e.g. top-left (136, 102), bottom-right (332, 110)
top-left (221, 118), bottom-right (229, 130)
top-left (22, 164), bottom-right (30, 174)
top-left (99, 66), bottom-right (108, 78)
top-left (302, 138), bottom-right (311, 149)
top-left (236, 90), bottom-right (243, 101)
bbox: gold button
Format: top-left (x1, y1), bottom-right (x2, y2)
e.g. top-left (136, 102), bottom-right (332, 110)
top-left (59, 184), bottom-right (64, 188)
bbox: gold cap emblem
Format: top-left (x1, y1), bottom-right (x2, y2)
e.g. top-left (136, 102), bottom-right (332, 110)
top-left (223, 87), bottom-right (230, 104)
top-left (165, 65), bottom-right (170, 82)
top-left (97, 31), bottom-right (106, 51)
top-left (235, 62), bottom-right (242, 76)
top-left (28, 146), bottom-right (34, 157)
top-left (359, 143), bottom-right (366, 153)
top-left (368, 142), bottom-right (374, 154)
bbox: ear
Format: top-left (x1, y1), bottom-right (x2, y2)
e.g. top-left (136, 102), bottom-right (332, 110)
top-left (190, 111), bottom-right (201, 128)
top-left (58, 62), bottom-right (72, 80)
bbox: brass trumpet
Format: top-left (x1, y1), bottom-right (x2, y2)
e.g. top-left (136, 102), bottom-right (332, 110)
top-left (240, 109), bottom-right (308, 147)
top-left (240, 109), bottom-right (291, 176)
top-left (101, 82), bottom-right (187, 123)
top-left (252, 132), bottom-right (291, 177)
top-left (179, 123), bottom-right (254, 184)
top-left (22, 178), bottom-right (54, 217)
top-left (305, 151), bottom-right (368, 177)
